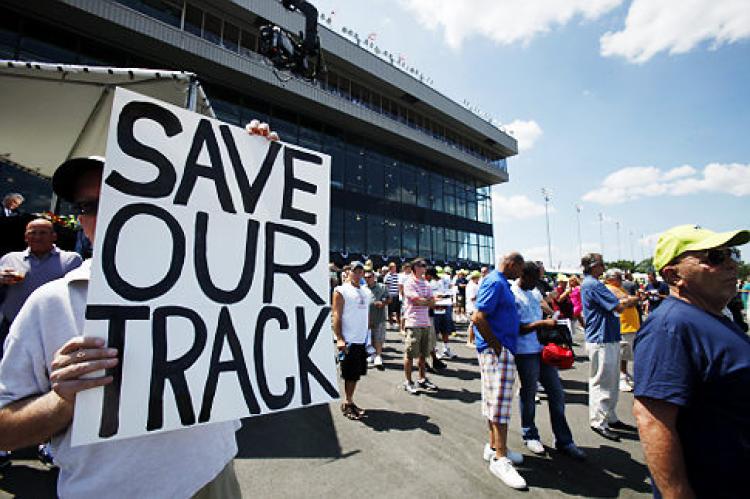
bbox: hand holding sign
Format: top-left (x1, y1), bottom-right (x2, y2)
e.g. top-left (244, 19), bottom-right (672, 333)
top-left (71, 88), bottom-right (336, 446)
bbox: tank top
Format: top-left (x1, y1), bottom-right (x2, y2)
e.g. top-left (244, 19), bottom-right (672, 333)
top-left (335, 282), bottom-right (372, 344)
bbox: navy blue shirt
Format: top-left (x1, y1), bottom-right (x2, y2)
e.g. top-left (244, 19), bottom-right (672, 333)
top-left (634, 297), bottom-right (750, 498)
top-left (581, 274), bottom-right (621, 343)
top-left (645, 281), bottom-right (670, 311)
top-left (473, 270), bottom-right (519, 354)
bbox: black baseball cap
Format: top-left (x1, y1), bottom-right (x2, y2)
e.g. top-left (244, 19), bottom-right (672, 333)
top-left (52, 156), bottom-right (105, 202)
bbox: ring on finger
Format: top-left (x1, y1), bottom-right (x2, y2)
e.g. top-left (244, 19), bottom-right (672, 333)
top-left (76, 350), bottom-right (86, 359)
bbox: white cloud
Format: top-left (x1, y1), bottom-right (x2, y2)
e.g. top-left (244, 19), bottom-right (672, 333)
top-left (398, 0), bottom-right (623, 49)
top-left (492, 193), bottom-right (552, 221)
top-left (582, 162), bottom-right (750, 205)
top-left (600, 0), bottom-right (750, 63)
top-left (502, 120), bottom-right (543, 152)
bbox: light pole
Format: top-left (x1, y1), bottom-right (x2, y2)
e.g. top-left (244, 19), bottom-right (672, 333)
top-left (575, 204), bottom-right (583, 259)
top-left (629, 229), bottom-right (635, 263)
top-left (542, 188), bottom-right (552, 268)
top-left (598, 212), bottom-right (605, 256)
top-left (615, 221), bottom-right (621, 261)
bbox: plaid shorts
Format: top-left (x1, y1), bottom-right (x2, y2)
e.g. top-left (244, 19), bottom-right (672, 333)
top-left (477, 348), bottom-right (516, 424)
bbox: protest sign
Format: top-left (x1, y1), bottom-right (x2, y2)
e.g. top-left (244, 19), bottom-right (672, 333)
top-left (71, 88), bottom-right (336, 446)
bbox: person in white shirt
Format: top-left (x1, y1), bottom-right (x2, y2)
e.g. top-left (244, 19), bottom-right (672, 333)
top-left (332, 261), bottom-right (372, 420)
top-left (465, 271), bottom-right (481, 345)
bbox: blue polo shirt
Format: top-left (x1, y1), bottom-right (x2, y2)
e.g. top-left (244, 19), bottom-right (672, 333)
top-left (581, 274), bottom-right (620, 343)
top-left (634, 297), bottom-right (750, 498)
top-left (473, 270), bottom-right (519, 354)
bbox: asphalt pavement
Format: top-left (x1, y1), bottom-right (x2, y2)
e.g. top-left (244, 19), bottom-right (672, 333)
top-left (0, 324), bottom-right (652, 498)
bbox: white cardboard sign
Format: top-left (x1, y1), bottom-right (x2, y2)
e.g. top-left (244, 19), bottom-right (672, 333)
top-left (71, 88), bottom-right (337, 446)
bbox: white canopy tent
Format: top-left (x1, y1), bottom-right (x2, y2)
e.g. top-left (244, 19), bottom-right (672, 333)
top-left (0, 60), bottom-right (214, 179)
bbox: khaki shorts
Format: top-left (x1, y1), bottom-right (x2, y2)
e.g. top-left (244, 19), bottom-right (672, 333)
top-left (404, 326), bottom-right (434, 358)
top-left (620, 333), bottom-right (635, 361)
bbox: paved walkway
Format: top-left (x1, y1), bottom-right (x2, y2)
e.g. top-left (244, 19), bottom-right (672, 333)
top-left (0, 325), bottom-right (652, 498)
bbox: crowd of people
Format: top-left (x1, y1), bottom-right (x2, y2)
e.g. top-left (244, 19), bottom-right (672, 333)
top-left (329, 232), bottom-right (749, 495)
top-left (1, 138), bottom-right (749, 497)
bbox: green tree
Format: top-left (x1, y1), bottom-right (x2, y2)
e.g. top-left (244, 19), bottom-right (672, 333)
top-left (738, 261), bottom-right (750, 281)
top-left (605, 259), bottom-right (636, 272)
top-left (634, 258), bottom-right (654, 273)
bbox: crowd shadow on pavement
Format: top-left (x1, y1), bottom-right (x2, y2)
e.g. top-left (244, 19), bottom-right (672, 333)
top-left (359, 409), bottom-right (440, 435)
top-left (0, 447), bottom-right (58, 498)
top-left (423, 386), bottom-right (481, 404)
top-left (521, 445), bottom-right (651, 497)
top-left (235, 404), bottom-right (342, 459)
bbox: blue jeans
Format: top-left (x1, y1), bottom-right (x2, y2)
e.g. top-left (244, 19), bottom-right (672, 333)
top-left (515, 352), bottom-right (574, 447)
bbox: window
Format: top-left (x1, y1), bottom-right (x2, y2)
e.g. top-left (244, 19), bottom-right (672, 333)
top-left (203, 12), bottom-right (222, 45)
top-left (384, 162), bottom-right (400, 202)
top-left (330, 207), bottom-right (344, 252)
top-left (239, 30), bottom-right (256, 57)
top-left (367, 154), bottom-right (385, 197)
top-left (402, 221), bottom-right (418, 257)
top-left (445, 229), bottom-right (457, 260)
top-left (430, 173), bottom-right (443, 212)
top-left (119, 0), bottom-right (182, 28)
top-left (345, 148), bottom-right (366, 193)
top-left (431, 226), bottom-right (445, 260)
top-left (367, 214), bottom-right (385, 255)
top-left (384, 218), bottom-right (401, 256)
top-left (327, 138), bottom-right (345, 189)
top-left (222, 22), bottom-right (239, 52)
top-left (418, 224), bottom-right (432, 259)
top-left (184, 4), bottom-right (202, 37)
top-left (344, 210), bottom-right (366, 254)
top-left (401, 164), bottom-right (417, 206)
top-left (444, 177), bottom-right (456, 215)
top-left (416, 169), bottom-right (430, 208)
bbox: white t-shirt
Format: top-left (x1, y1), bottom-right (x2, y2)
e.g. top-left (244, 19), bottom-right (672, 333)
top-left (466, 280), bottom-right (480, 314)
top-left (335, 282), bottom-right (372, 344)
top-left (0, 260), bottom-right (239, 499)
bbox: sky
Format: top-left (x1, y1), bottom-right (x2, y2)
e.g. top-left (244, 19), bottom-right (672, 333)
top-left (310, 0), bottom-right (750, 269)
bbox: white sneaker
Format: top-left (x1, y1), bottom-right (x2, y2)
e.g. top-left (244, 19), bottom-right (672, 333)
top-left (403, 381), bottom-right (418, 394)
top-left (443, 347), bottom-right (458, 359)
top-left (483, 443), bottom-right (523, 465)
top-left (373, 355), bottom-right (383, 367)
top-left (367, 355), bottom-right (375, 364)
top-left (619, 379), bottom-right (633, 392)
top-left (489, 456), bottom-right (527, 490)
top-left (525, 439), bottom-right (545, 455)
top-left (436, 350), bottom-right (445, 360)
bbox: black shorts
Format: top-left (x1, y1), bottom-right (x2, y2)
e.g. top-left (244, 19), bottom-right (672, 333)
top-left (387, 296), bottom-right (401, 316)
top-left (340, 343), bottom-right (367, 381)
top-left (432, 313), bottom-right (454, 334)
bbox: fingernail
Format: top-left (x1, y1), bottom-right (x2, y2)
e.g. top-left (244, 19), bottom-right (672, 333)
top-left (107, 348), bottom-right (118, 356)
top-left (94, 338), bottom-right (105, 347)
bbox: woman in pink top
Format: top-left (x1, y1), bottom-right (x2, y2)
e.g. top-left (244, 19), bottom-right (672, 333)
top-left (568, 275), bottom-right (585, 332)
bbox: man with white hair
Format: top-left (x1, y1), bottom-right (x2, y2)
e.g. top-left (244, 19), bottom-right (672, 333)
top-left (580, 253), bottom-right (639, 441)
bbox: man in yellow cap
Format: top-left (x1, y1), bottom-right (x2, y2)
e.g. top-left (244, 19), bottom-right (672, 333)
top-left (633, 224), bottom-right (750, 499)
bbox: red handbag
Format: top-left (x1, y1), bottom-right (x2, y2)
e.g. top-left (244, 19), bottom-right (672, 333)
top-left (541, 343), bottom-right (574, 369)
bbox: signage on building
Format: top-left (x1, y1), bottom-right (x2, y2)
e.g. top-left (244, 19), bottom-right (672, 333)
top-left (72, 88), bottom-right (336, 445)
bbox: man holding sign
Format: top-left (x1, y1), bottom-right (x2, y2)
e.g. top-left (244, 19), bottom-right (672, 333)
top-left (0, 94), bottom-right (333, 498)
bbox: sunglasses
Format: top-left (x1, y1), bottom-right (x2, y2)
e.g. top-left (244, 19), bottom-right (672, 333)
top-left (693, 247), bottom-right (741, 266)
top-left (73, 199), bottom-right (99, 216)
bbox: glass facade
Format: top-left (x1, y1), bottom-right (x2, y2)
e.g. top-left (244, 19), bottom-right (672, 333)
top-left (0, 4), bottom-right (497, 268)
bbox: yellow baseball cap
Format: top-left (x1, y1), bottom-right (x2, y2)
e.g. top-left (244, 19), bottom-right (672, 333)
top-left (653, 224), bottom-right (750, 271)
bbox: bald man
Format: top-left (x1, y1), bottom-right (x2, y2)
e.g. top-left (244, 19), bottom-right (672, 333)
top-left (1, 219), bottom-right (82, 355)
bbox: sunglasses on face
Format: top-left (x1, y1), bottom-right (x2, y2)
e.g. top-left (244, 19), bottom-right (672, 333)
top-left (694, 247), bottom-right (741, 266)
top-left (73, 199), bottom-right (99, 216)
